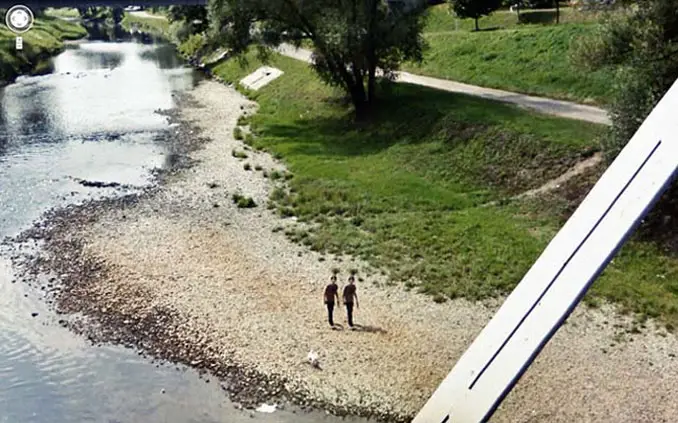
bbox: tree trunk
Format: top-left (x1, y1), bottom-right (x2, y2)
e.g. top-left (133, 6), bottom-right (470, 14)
top-left (367, 63), bottom-right (377, 105)
top-left (555, 0), bottom-right (560, 24)
top-left (367, 0), bottom-right (379, 105)
top-left (516, 2), bottom-right (521, 21)
top-left (475, 17), bottom-right (480, 31)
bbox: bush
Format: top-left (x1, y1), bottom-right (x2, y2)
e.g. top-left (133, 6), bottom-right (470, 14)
top-left (244, 132), bottom-right (255, 146)
top-left (231, 149), bottom-right (247, 159)
top-left (233, 127), bottom-right (244, 140)
top-left (232, 193), bottom-right (257, 208)
top-left (574, 0), bottom-right (678, 249)
top-left (178, 33), bottom-right (205, 57)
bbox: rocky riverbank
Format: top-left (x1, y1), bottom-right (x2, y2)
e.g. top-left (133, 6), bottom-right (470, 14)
top-left (6, 79), bottom-right (678, 423)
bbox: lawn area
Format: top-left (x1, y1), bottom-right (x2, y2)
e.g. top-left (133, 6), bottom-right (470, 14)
top-left (121, 12), bottom-right (170, 35)
top-left (424, 5), bottom-right (605, 32)
top-left (401, 5), bottom-right (617, 105)
top-left (44, 7), bottom-right (81, 19)
top-left (0, 16), bottom-right (87, 84)
top-left (209, 51), bottom-right (678, 330)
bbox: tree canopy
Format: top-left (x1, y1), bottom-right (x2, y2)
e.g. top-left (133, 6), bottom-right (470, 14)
top-left (207, 0), bottom-right (429, 119)
top-left (575, 0), bottom-right (678, 160)
top-left (167, 5), bottom-right (209, 33)
top-left (574, 0), bottom-right (678, 244)
top-left (450, 0), bottom-right (502, 31)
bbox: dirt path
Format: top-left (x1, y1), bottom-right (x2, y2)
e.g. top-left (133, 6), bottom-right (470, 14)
top-left (35, 80), bottom-right (678, 423)
top-left (479, 151), bottom-right (604, 209)
top-left (514, 152), bottom-right (603, 200)
top-left (275, 44), bottom-right (611, 125)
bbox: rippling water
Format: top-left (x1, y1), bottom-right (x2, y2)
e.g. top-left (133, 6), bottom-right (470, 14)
top-left (0, 32), bottom-right (369, 423)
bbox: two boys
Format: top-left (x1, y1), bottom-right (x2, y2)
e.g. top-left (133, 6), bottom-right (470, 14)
top-left (323, 274), bottom-right (359, 329)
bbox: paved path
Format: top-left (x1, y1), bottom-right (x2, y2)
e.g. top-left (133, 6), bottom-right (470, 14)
top-left (276, 44), bottom-right (611, 125)
top-left (129, 11), bottom-right (167, 20)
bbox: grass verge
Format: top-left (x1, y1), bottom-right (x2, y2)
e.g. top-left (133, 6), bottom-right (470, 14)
top-left (44, 7), bottom-right (81, 19)
top-left (121, 12), bottom-right (170, 35)
top-left (208, 50), bottom-right (678, 331)
top-left (0, 16), bottom-right (87, 84)
top-left (424, 5), bottom-right (607, 32)
top-left (400, 5), bottom-right (617, 105)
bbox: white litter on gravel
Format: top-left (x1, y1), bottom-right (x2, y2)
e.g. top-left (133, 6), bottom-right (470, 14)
top-left (75, 80), bottom-right (678, 423)
top-left (256, 403), bottom-right (278, 413)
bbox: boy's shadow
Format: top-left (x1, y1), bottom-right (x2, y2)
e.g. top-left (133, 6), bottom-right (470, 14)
top-left (352, 324), bottom-right (387, 334)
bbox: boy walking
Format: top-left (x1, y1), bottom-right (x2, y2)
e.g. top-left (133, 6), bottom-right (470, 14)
top-left (324, 275), bottom-right (340, 328)
top-left (342, 275), bottom-right (359, 329)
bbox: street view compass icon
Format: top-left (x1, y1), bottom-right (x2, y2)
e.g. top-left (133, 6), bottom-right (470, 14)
top-left (5, 5), bottom-right (34, 34)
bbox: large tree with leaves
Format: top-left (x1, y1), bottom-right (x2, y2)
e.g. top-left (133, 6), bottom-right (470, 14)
top-left (451, 0), bottom-right (502, 31)
top-left (574, 0), bottom-right (678, 244)
top-left (207, 0), bottom-right (428, 119)
top-left (167, 5), bottom-right (209, 33)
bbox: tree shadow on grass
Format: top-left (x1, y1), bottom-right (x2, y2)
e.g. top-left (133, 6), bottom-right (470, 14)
top-left (518, 10), bottom-right (560, 25)
top-left (260, 82), bottom-right (532, 160)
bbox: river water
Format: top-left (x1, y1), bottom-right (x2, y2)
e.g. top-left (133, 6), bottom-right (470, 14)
top-left (0, 29), bottom-right (368, 423)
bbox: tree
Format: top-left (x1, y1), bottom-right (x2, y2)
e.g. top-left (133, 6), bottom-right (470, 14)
top-left (451, 0), bottom-right (502, 31)
top-left (574, 0), bottom-right (678, 242)
top-left (207, 0), bottom-right (428, 120)
top-left (168, 5), bottom-right (209, 33)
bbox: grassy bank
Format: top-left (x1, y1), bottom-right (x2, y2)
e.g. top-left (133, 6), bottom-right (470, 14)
top-left (401, 5), bottom-right (616, 105)
top-left (121, 12), bottom-right (170, 35)
top-left (0, 16), bottom-right (87, 84)
top-left (44, 7), bottom-right (80, 19)
top-left (120, 12), bottom-right (205, 58)
top-left (206, 51), bottom-right (678, 331)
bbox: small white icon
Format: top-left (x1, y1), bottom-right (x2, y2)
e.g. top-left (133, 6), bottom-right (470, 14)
top-left (15, 36), bottom-right (22, 50)
top-left (5, 5), bottom-right (34, 34)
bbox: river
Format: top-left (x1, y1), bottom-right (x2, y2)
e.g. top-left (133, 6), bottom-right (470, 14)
top-left (0, 27), bottom-right (369, 423)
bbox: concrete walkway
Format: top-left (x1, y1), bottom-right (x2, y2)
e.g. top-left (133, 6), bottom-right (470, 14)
top-left (129, 11), bottom-right (167, 20)
top-left (276, 44), bottom-right (611, 125)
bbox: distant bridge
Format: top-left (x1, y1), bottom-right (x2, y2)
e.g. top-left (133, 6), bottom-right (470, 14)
top-left (1, 0), bottom-right (206, 8)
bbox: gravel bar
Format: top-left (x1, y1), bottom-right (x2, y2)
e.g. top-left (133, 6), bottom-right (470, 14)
top-left (6, 80), bottom-right (678, 423)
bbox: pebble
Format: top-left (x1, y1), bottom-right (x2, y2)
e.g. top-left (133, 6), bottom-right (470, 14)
top-left (5, 80), bottom-right (677, 423)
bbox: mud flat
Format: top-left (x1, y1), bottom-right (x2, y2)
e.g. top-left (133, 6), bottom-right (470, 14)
top-left (7, 80), bottom-right (678, 423)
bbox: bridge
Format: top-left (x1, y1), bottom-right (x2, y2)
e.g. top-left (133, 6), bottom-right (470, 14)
top-left (1, 0), bottom-right (205, 8)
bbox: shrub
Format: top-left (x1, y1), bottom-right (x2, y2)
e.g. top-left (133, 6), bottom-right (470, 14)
top-left (232, 193), bottom-right (257, 208)
top-left (232, 149), bottom-right (248, 159)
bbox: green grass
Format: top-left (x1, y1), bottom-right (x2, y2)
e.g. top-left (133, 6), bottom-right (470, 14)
top-left (210, 50), bottom-right (678, 330)
top-left (232, 193), bottom-right (257, 208)
top-left (0, 16), bottom-right (87, 84)
top-left (121, 13), bottom-right (204, 58)
top-left (232, 149), bottom-right (248, 159)
top-left (44, 8), bottom-right (81, 19)
top-left (176, 32), bottom-right (205, 57)
top-left (121, 12), bottom-right (170, 35)
top-left (425, 5), bottom-right (607, 33)
top-left (400, 5), bottom-right (617, 105)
